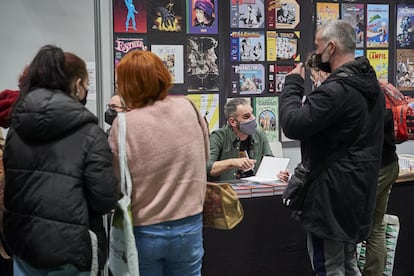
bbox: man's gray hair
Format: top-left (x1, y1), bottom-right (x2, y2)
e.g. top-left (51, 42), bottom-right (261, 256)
top-left (224, 98), bottom-right (247, 120)
top-left (318, 20), bottom-right (356, 54)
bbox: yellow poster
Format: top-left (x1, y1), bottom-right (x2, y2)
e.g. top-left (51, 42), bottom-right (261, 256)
top-left (187, 94), bottom-right (220, 133)
top-left (316, 2), bottom-right (339, 29)
top-left (367, 49), bottom-right (389, 81)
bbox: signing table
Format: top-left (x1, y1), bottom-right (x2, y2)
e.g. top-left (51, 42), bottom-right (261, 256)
top-left (202, 195), bottom-right (314, 276)
top-left (202, 172), bottom-right (414, 276)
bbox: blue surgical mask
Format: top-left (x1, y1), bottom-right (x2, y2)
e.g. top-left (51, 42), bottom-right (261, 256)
top-left (238, 118), bottom-right (257, 135)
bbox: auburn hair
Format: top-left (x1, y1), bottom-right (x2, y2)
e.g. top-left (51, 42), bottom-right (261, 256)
top-left (116, 50), bottom-right (172, 109)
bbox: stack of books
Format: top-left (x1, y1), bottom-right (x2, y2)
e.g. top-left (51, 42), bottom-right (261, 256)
top-left (219, 156), bottom-right (290, 198)
top-left (229, 180), bottom-right (287, 199)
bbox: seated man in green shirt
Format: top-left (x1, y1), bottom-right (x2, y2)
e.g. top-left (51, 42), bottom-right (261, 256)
top-left (207, 98), bottom-right (289, 182)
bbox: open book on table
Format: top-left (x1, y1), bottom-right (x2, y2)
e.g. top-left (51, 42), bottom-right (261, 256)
top-left (241, 156), bottom-right (290, 183)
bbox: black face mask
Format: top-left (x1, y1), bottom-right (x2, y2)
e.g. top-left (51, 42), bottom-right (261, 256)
top-left (79, 88), bottom-right (88, 106)
top-left (311, 44), bottom-right (332, 73)
top-left (105, 108), bottom-right (117, 125)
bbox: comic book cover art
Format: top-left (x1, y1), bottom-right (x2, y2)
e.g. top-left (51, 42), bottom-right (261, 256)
top-left (149, 0), bottom-right (184, 32)
top-left (266, 31), bottom-right (277, 62)
top-left (186, 36), bottom-right (219, 91)
top-left (396, 5), bottom-right (414, 48)
top-left (151, 45), bottom-right (184, 84)
top-left (114, 35), bottom-right (148, 68)
top-left (230, 31), bottom-right (265, 62)
top-left (366, 4), bottom-right (389, 48)
top-left (265, 0), bottom-right (300, 29)
top-left (188, 0), bottom-right (218, 34)
top-left (231, 64), bottom-right (265, 95)
top-left (230, 0), bottom-right (265, 29)
top-left (367, 49), bottom-right (388, 81)
top-left (276, 32), bottom-right (300, 61)
top-left (396, 49), bottom-right (414, 90)
top-left (316, 2), bottom-right (339, 29)
top-left (113, 0), bottom-right (147, 33)
top-left (187, 93), bottom-right (220, 132)
top-left (276, 65), bottom-right (294, 93)
top-left (253, 96), bottom-right (279, 142)
top-left (275, 0), bottom-right (300, 29)
top-left (341, 4), bottom-right (364, 48)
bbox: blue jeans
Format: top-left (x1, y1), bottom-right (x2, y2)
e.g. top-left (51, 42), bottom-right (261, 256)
top-left (134, 213), bottom-right (204, 276)
top-left (13, 256), bottom-right (90, 276)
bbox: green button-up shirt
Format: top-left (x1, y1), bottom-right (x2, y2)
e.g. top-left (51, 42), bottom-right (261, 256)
top-left (207, 124), bottom-right (273, 181)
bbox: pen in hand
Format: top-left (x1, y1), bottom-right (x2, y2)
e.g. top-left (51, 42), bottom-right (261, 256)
top-left (244, 150), bottom-right (255, 171)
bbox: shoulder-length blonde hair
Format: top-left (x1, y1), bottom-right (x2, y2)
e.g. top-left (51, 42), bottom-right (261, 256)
top-left (116, 50), bottom-right (172, 109)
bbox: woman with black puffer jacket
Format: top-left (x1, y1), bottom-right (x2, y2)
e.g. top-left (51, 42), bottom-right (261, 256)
top-left (3, 45), bottom-right (118, 275)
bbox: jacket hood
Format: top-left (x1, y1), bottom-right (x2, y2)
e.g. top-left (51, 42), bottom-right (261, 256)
top-left (326, 56), bottom-right (380, 104)
top-left (11, 88), bottom-right (98, 140)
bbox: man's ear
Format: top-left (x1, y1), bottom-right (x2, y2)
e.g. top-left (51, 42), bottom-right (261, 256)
top-left (75, 78), bottom-right (82, 92)
top-left (228, 117), bottom-right (237, 127)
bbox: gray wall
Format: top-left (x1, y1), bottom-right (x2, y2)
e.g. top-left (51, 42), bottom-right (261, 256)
top-left (0, 0), bottom-right (98, 114)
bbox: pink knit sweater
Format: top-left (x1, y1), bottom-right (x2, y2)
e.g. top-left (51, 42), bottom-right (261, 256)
top-left (109, 96), bottom-right (209, 226)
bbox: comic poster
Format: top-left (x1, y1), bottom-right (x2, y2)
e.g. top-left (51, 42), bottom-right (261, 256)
top-left (186, 36), bottom-right (219, 91)
top-left (276, 32), bottom-right (300, 61)
top-left (396, 49), bottom-right (414, 90)
top-left (396, 5), bottom-right (414, 48)
top-left (113, 0), bottom-right (147, 33)
top-left (266, 0), bottom-right (300, 29)
top-left (266, 31), bottom-right (277, 62)
top-left (341, 3), bottom-right (364, 48)
top-left (253, 96), bottom-right (279, 143)
top-left (230, 31), bottom-right (265, 62)
top-left (151, 45), bottom-right (184, 84)
top-left (316, 2), bottom-right (339, 29)
top-left (268, 64), bottom-right (276, 93)
top-left (231, 64), bottom-right (265, 95)
top-left (187, 93), bottom-right (220, 132)
top-left (114, 35), bottom-right (148, 68)
top-left (276, 64), bottom-right (294, 93)
top-left (367, 49), bottom-right (388, 81)
top-left (230, 0), bottom-right (265, 29)
top-left (366, 4), bottom-right (389, 48)
top-left (187, 0), bottom-right (218, 34)
top-left (149, 0), bottom-right (184, 32)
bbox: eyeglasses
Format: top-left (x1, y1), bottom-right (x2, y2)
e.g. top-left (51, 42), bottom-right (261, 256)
top-left (107, 104), bottom-right (125, 111)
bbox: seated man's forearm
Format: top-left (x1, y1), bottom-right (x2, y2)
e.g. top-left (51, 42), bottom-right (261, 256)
top-left (209, 159), bottom-right (235, 177)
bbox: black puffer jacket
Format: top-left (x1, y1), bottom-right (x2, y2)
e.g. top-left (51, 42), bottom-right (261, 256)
top-left (280, 57), bottom-right (385, 243)
top-left (3, 89), bottom-right (118, 271)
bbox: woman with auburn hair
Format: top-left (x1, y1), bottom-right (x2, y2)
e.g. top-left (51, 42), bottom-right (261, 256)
top-left (109, 50), bottom-right (209, 276)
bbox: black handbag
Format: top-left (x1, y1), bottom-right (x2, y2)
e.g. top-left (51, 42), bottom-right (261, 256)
top-left (282, 163), bottom-right (310, 210)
